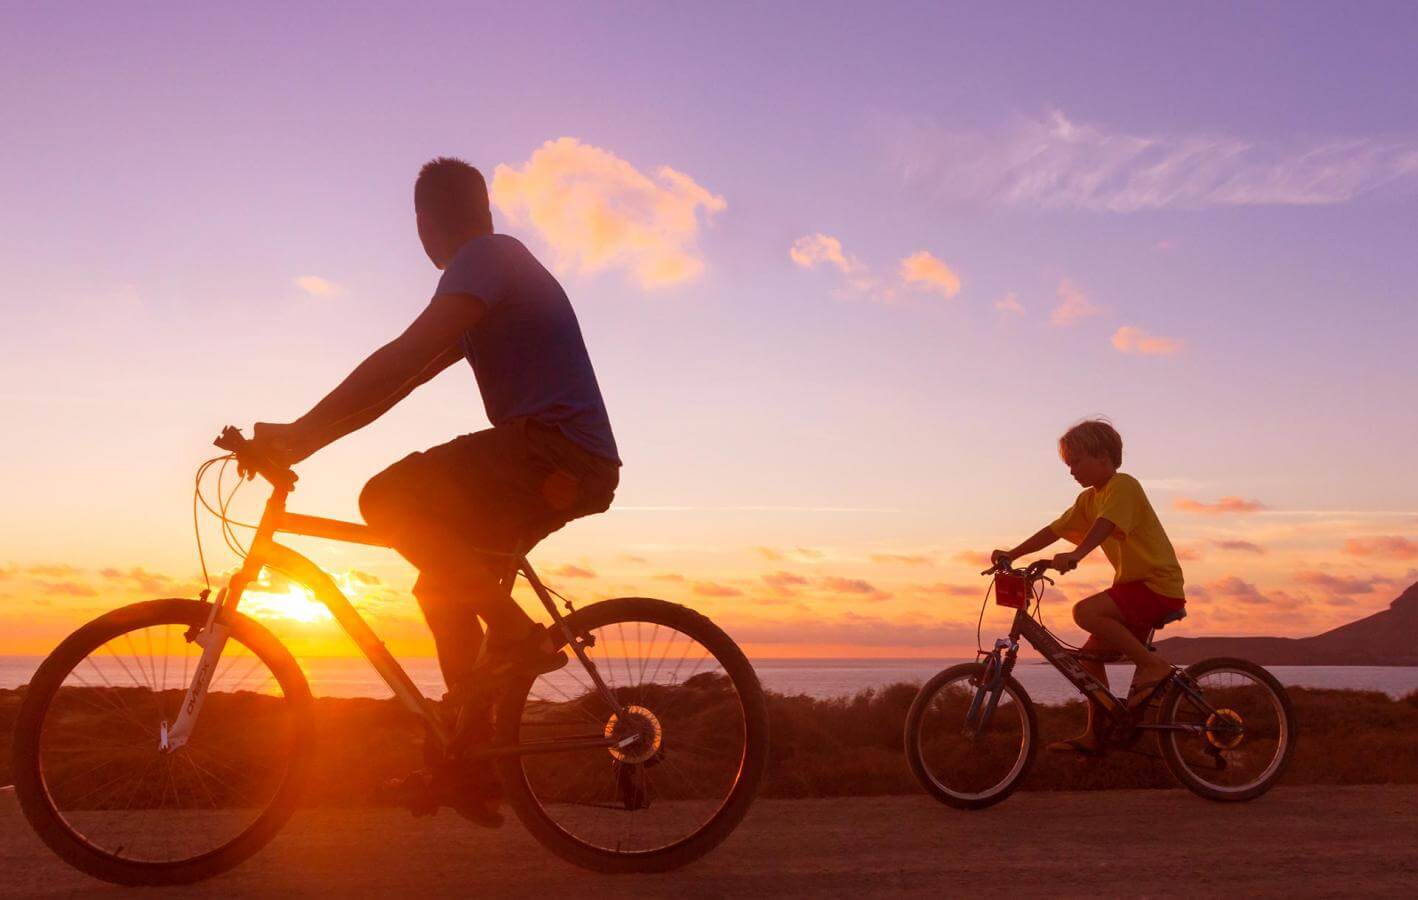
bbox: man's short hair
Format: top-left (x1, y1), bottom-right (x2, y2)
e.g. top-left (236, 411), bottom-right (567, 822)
top-left (1058, 419), bottom-right (1123, 467)
top-left (414, 157), bottom-right (492, 232)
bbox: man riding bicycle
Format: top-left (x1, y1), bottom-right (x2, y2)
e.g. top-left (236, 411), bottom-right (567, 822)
top-left (248, 157), bottom-right (621, 811)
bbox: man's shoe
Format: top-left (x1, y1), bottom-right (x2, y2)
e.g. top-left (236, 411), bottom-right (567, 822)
top-left (381, 764), bottom-right (504, 828)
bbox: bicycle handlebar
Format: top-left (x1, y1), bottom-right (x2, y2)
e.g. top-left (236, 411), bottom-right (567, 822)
top-left (981, 558), bottom-right (1059, 581)
top-left (214, 426), bottom-right (298, 491)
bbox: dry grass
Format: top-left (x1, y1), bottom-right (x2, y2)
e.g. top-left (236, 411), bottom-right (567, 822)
top-left (2, 684), bottom-right (1414, 803)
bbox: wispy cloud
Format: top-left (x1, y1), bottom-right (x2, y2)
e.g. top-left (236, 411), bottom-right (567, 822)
top-left (294, 276), bottom-right (342, 297)
top-left (894, 109), bottom-right (1418, 212)
top-left (1051, 278), bottom-right (1100, 325)
top-left (1112, 325), bottom-right (1184, 356)
top-left (790, 233), bottom-right (861, 274)
top-left (994, 293), bottom-right (1023, 315)
top-left (492, 137), bottom-right (725, 290)
top-left (1343, 536), bottom-right (1418, 560)
top-left (868, 552), bottom-right (933, 566)
top-left (1212, 539), bottom-right (1266, 554)
top-left (899, 250), bottom-right (961, 299)
top-left (548, 563), bottom-right (596, 579)
top-left (818, 576), bottom-right (890, 600)
top-left (1175, 496), bottom-right (1266, 515)
top-left (692, 581), bottom-right (743, 598)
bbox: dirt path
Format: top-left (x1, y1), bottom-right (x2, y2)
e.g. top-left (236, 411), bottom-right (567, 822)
top-left (3, 785), bottom-right (1415, 898)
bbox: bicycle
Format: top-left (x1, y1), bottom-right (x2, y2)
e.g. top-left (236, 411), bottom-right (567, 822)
top-left (11, 427), bottom-right (770, 885)
top-left (903, 558), bottom-right (1296, 809)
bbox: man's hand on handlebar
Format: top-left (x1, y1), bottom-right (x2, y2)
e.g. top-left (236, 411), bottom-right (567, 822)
top-left (250, 422), bottom-right (316, 467)
top-left (1048, 551), bottom-right (1080, 574)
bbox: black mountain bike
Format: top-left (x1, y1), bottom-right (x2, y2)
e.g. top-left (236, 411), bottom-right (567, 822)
top-left (904, 559), bottom-right (1295, 809)
top-left (11, 428), bottom-right (769, 885)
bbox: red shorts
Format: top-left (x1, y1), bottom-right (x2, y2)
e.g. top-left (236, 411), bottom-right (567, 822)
top-left (1080, 581), bottom-right (1186, 653)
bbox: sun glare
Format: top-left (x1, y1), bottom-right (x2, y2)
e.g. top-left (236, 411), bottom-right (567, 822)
top-left (240, 583), bottom-right (333, 624)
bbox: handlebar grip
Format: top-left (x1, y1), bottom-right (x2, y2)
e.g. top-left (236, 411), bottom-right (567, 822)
top-left (213, 426), bottom-right (298, 491)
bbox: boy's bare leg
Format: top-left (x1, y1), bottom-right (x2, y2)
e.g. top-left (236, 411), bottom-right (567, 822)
top-left (1073, 594), bottom-right (1173, 694)
top-left (1049, 656), bottom-right (1109, 752)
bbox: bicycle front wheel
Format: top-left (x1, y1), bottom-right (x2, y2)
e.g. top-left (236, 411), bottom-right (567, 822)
top-left (904, 662), bottom-right (1038, 810)
top-left (495, 597), bottom-right (769, 873)
top-left (1156, 657), bottom-right (1296, 802)
top-left (11, 598), bottom-right (312, 885)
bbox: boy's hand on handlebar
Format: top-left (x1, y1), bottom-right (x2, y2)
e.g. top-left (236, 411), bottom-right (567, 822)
top-left (1049, 551), bottom-right (1079, 574)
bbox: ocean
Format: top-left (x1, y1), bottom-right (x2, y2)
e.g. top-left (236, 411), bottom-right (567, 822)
top-left (1, 655), bottom-right (1414, 706)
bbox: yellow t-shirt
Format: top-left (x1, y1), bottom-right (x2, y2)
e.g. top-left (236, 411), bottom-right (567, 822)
top-left (1049, 473), bottom-right (1185, 599)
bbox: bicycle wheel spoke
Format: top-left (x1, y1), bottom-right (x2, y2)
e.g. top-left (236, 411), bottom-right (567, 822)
top-left (32, 616), bottom-right (303, 867)
top-left (514, 612), bottom-right (753, 857)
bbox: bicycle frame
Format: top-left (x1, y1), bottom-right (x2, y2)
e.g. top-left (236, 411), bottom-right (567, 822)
top-left (968, 601), bottom-right (1224, 739)
top-left (166, 483), bottom-right (629, 757)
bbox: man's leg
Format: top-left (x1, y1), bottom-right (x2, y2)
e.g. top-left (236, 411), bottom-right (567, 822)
top-left (359, 450), bottom-right (498, 693)
top-left (411, 574), bottom-right (485, 695)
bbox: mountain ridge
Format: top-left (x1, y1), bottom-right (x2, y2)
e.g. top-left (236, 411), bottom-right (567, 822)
top-left (1154, 582), bottom-right (1418, 666)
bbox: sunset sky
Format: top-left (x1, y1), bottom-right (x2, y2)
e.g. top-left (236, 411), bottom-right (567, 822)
top-left (3, 3), bottom-right (1416, 660)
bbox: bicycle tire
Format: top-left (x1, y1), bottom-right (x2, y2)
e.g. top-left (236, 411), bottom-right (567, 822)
top-left (904, 662), bottom-right (1038, 810)
top-left (11, 598), bottom-right (313, 886)
top-left (494, 597), bottom-right (769, 873)
top-left (1155, 657), bottom-right (1296, 802)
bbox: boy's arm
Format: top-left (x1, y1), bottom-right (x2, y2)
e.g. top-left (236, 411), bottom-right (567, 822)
top-left (1051, 517), bottom-right (1117, 572)
top-left (993, 526), bottom-right (1060, 565)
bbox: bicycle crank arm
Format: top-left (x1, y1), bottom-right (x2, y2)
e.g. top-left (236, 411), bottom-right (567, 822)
top-left (460, 734), bottom-right (622, 760)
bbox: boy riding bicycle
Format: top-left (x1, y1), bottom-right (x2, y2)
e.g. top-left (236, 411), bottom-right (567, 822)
top-left (989, 419), bottom-right (1185, 754)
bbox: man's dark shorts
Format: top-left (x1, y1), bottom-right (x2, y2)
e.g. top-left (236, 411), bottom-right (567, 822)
top-left (359, 420), bottom-right (619, 589)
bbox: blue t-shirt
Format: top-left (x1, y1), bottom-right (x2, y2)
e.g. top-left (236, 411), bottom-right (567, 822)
top-left (435, 234), bottom-right (620, 464)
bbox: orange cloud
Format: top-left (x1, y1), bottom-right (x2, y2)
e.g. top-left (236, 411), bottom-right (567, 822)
top-left (1212, 539), bottom-right (1265, 554)
top-left (1050, 278), bottom-right (1100, 325)
top-left (1174, 496), bottom-right (1266, 514)
top-left (548, 564), bottom-right (596, 579)
top-left (693, 581), bottom-right (743, 598)
top-left (899, 250), bottom-right (961, 299)
top-left (994, 293), bottom-right (1023, 315)
top-left (1111, 325), bottom-right (1184, 356)
top-left (952, 550), bottom-right (994, 568)
top-left (869, 553), bottom-right (933, 566)
top-left (762, 571), bottom-right (809, 595)
top-left (1342, 536), bottom-right (1418, 559)
top-left (913, 582), bottom-right (980, 597)
top-left (790, 233), bottom-right (860, 274)
top-left (1202, 576), bottom-right (1270, 605)
top-left (819, 576), bottom-right (889, 599)
top-left (1295, 571), bottom-right (1378, 595)
top-left (492, 137), bottom-right (725, 290)
top-left (294, 276), bottom-right (342, 298)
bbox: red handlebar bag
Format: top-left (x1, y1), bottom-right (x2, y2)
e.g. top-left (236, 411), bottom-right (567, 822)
top-left (994, 572), bottom-right (1032, 609)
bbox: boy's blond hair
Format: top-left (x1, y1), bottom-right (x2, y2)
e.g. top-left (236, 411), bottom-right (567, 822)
top-left (1059, 419), bottom-right (1123, 467)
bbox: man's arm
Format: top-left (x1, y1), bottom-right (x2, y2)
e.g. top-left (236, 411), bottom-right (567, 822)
top-left (254, 293), bottom-right (485, 462)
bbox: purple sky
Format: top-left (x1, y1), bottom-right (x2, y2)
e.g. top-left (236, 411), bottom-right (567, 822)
top-left (2, 2), bottom-right (1416, 655)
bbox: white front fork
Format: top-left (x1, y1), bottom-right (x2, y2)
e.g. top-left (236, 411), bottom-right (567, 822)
top-left (163, 590), bottom-right (231, 752)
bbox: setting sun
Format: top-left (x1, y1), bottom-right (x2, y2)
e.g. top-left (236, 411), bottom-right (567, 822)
top-left (239, 582), bottom-right (333, 625)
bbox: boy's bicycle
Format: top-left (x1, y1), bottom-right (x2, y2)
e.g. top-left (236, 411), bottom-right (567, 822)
top-left (904, 558), bottom-right (1295, 809)
top-left (11, 428), bottom-right (769, 885)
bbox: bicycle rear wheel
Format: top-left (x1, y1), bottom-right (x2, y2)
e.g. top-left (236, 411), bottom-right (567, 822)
top-left (1156, 657), bottom-right (1295, 802)
top-left (904, 662), bottom-right (1038, 810)
top-left (11, 599), bottom-right (312, 885)
top-left (495, 597), bottom-right (769, 872)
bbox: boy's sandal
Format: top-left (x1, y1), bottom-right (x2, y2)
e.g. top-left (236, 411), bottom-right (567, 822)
top-left (1046, 737), bottom-right (1103, 757)
top-left (1124, 674), bottom-right (1172, 712)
